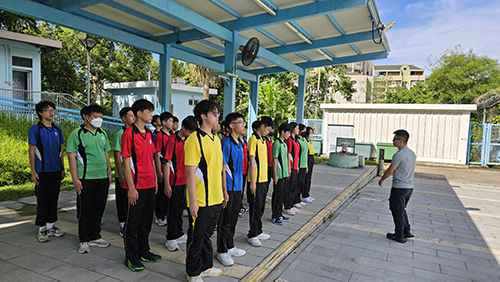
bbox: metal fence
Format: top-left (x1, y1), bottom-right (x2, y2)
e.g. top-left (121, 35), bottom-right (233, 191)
top-left (467, 123), bottom-right (500, 165)
top-left (287, 118), bottom-right (323, 140)
top-left (0, 88), bottom-right (87, 111)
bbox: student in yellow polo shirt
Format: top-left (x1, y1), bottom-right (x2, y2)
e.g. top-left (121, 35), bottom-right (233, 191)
top-left (247, 116), bottom-right (274, 247)
top-left (184, 100), bottom-right (227, 282)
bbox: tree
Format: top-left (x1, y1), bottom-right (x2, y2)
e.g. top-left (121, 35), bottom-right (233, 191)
top-left (0, 10), bottom-right (38, 33)
top-left (188, 65), bottom-right (218, 100)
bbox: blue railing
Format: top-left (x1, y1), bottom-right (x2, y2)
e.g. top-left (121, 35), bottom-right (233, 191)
top-left (0, 96), bottom-right (123, 133)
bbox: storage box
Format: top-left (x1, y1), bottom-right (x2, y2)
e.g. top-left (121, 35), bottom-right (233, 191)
top-left (376, 142), bottom-right (398, 160)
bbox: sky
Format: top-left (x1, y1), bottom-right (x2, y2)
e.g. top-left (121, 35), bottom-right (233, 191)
top-left (374, 0), bottom-right (500, 73)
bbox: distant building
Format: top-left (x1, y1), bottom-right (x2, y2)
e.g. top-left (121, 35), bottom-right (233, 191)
top-left (373, 64), bottom-right (425, 91)
top-left (104, 78), bottom-right (217, 121)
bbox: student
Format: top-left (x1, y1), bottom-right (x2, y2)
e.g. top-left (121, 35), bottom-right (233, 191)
top-left (164, 116), bottom-right (197, 252)
top-left (113, 107), bottom-right (135, 236)
top-left (296, 124), bottom-right (309, 205)
top-left (285, 122), bottom-right (300, 215)
top-left (28, 101), bottom-right (66, 243)
top-left (264, 121), bottom-right (274, 194)
top-left (152, 114), bottom-right (161, 141)
top-left (172, 116), bottom-right (179, 132)
top-left (302, 127), bottom-right (315, 203)
top-left (154, 111), bottom-right (174, 227)
top-left (239, 125), bottom-right (248, 217)
top-left (122, 99), bottom-right (162, 271)
top-left (212, 122), bottom-right (221, 136)
top-left (271, 123), bottom-right (292, 225)
top-left (185, 100), bottom-right (226, 282)
top-left (67, 105), bottom-right (112, 254)
top-left (217, 113), bottom-right (247, 266)
top-left (247, 116), bottom-right (274, 247)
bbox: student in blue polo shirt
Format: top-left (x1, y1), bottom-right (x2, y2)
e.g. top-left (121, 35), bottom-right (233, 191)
top-left (217, 113), bottom-right (247, 266)
top-left (28, 101), bottom-right (66, 243)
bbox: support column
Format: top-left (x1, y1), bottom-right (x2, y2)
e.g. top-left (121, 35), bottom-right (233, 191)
top-left (248, 76), bottom-right (259, 137)
top-left (296, 74), bottom-right (306, 123)
top-left (223, 31), bottom-right (238, 118)
top-left (158, 43), bottom-right (172, 113)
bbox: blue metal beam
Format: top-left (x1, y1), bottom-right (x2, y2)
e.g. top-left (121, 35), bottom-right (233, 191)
top-left (248, 51), bottom-right (388, 75)
top-left (236, 70), bottom-right (257, 82)
top-left (350, 44), bottom-right (361, 55)
top-left (171, 47), bottom-right (223, 72)
top-left (158, 43), bottom-right (171, 113)
top-left (267, 31), bottom-right (376, 55)
top-left (248, 78), bottom-right (260, 134)
top-left (287, 21), bottom-right (314, 42)
top-left (135, 0), bottom-right (233, 42)
top-left (166, 0), bottom-right (366, 43)
top-left (321, 48), bottom-right (336, 59)
top-left (58, 0), bottom-right (107, 12)
top-left (173, 44), bottom-right (213, 59)
top-left (296, 74), bottom-right (306, 124)
top-left (223, 31), bottom-right (238, 118)
top-left (208, 0), bottom-right (242, 18)
top-left (104, 1), bottom-right (177, 32)
top-left (0, 0), bottom-right (164, 54)
top-left (326, 14), bottom-right (345, 35)
top-left (295, 52), bottom-right (311, 62)
top-left (256, 27), bottom-right (285, 46)
top-left (198, 39), bottom-right (225, 52)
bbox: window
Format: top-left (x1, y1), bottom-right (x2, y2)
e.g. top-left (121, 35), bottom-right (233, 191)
top-left (12, 56), bottom-right (33, 68)
top-left (189, 99), bottom-right (199, 106)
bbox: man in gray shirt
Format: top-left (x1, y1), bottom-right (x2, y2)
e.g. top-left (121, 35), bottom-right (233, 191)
top-left (378, 129), bottom-right (416, 243)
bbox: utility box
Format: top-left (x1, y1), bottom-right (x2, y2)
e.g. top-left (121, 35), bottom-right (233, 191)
top-left (326, 124), bottom-right (354, 153)
top-left (310, 140), bottom-right (322, 155)
top-left (377, 142), bottom-right (398, 160)
top-left (355, 142), bottom-right (375, 159)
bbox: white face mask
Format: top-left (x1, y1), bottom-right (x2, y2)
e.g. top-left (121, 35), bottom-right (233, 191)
top-left (90, 117), bottom-right (103, 128)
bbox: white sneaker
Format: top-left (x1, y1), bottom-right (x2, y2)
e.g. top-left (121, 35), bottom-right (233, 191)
top-left (217, 252), bottom-right (234, 266)
top-left (285, 209), bottom-right (295, 215)
top-left (182, 209), bottom-right (189, 217)
top-left (78, 242), bottom-right (90, 254)
top-left (294, 203), bottom-right (302, 208)
top-left (201, 267), bottom-right (222, 277)
top-left (155, 218), bottom-right (167, 227)
top-left (301, 197), bottom-right (313, 203)
top-left (308, 197), bottom-right (315, 201)
top-left (292, 207), bottom-right (300, 213)
top-left (247, 237), bottom-right (262, 247)
top-left (228, 247), bottom-right (246, 257)
top-left (176, 234), bottom-right (188, 244)
top-left (165, 239), bottom-right (179, 252)
top-left (257, 232), bottom-right (270, 240)
top-left (89, 238), bottom-right (110, 248)
top-left (266, 195), bottom-right (272, 202)
top-left (300, 201), bottom-right (307, 206)
top-left (186, 275), bottom-right (203, 282)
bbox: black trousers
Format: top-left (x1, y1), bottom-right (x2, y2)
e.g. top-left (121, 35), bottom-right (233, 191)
top-left (247, 182), bottom-right (268, 238)
top-left (77, 178), bottom-right (110, 242)
top-left (186, 204), bottom-right (222, 277)
top-left (302, 155), bottom-right (314, 198)
top-left (389, 188), bottom-right (413, 237)
top-left (35, 171), bottom-right (62, 226)
top-left (154, 179), bottom-right (169, 220)
top-left (115, 177), bottom-right (128, 223)
top-left (284, 169), bottom-right (298, 209)
top-left (266, 166), bottom-right (272, 189)
top-left (272, 178), bottom-right (287, 220)
top-left (240, 174), bottom-right (247, 210)
top-left (217, 191), bottom-right (242, 253)
top-left (124, 187), bottom-right (155, 259)
top-left (297, 167), bottom-right (307, 201)
top-left (166, 185), bottom-right (186, 240)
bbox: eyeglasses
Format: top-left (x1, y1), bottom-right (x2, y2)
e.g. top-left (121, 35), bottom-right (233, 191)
top-left (392, 138), bottom-right (401, 141)
top-left (232, 121), bottom-right (247, 126)
top-left (210, 111), bottom-right (220, 117)
top-left (43, 109), bottom-right (55, 113)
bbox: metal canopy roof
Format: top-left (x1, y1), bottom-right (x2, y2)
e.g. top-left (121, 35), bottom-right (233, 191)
top-left (2, 0), bottom-right (390, 79)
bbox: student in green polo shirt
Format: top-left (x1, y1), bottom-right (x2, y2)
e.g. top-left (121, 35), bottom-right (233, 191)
top-left (67, 105), bottom-right (112, 254)
top-left (113, 107), bottom-right (135, 236)
top-left (271, 122), bottom-right (292, 225)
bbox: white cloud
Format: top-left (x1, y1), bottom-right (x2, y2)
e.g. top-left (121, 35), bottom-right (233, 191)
top-left (380, 0), bottom-right (500, 72)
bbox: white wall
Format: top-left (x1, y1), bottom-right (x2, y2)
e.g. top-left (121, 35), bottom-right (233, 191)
top-left (320, 104), bottom-right (477, 165)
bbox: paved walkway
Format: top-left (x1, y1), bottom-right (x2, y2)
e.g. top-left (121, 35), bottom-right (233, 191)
top-left (0, 164), bottom-right (372, 282)
top-left (268, 166), bottom-right (500, 282)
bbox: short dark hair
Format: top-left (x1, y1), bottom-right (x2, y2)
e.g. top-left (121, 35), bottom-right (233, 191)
top-left (152, 114), bottom-right (160, 124)
top-left (301, 128), bottom-right (310, 138)
top-left (394, 129), bottom-right (410, 143)
top-left (35, 101), bottom-right (56, 120)
top-left (289, 122), bottom-right (298, 130)
top-left (193, 99), bottom-right (220, 125)
top-left (182, 115), bottom-right (198, 131)
top-left (278, 122), bottom-right (292, 136)
top-left (131, 99), bottom-right (154, 117)
top-left (160, 111), bottom-right (174, 123)
top-left (173, 116), bottom-right (179, 123)
top-left (119, 107), bottom-right (133, 118)
top-left (225, 113), bottom-right (244, 129)
top-left (307, 126), bottom-right (314, 134)
top-left (260, 116), bottom-right (274, 129)
top-left (80, 104), bottom-right (103, 119)
top-left (299, 123), bottom-right (306, 131)
top-left (251, 120), bottom-right (261, 131)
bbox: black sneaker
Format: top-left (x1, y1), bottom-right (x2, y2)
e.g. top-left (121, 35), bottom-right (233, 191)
top-left (140, 252), bottom-right (162, 262)
top-left (404, 232), bottom-right (414, 238)
top-left (271, 218), bottom-right (283, 226)
top-left (125, 256), bottom-right (145, 271)
top-left (386, 233), bottom-right (407, 243)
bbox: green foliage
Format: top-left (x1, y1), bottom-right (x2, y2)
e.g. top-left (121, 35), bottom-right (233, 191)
top-left (0, 127), bottom-right (31, 185)
top-left (0, 10), bottom-right (38, 33)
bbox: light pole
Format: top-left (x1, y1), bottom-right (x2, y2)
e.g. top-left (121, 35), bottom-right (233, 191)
top-left (79, 37), bottom-right (98, 105)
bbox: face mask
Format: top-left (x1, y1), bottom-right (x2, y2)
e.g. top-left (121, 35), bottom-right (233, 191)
top-left (268, 131), bottom-right (274, 137)
top-left (90, 117), bottom-right (103, 128)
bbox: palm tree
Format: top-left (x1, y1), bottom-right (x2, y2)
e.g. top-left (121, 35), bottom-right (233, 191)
top-left (189, 65), bottom-right (218, 100)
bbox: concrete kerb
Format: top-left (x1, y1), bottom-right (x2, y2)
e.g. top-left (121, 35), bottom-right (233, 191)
top-left (242, 166), bottom-right (378, 282)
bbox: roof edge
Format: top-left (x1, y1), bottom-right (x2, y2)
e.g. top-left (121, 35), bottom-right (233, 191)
top-left (0, 30), bottom-right (62, 50)
top-left (320, 103), bottom-right (477, 111)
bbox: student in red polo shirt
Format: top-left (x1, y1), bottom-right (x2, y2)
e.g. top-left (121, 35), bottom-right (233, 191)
top-left (285, 122), bottom-right (300, 215)
top-left (122, 99), bottom-right (161, 272)
top-left (154, 111), bottom-right (174, 227)
top-left (164, 116), bottom-right (198, 252)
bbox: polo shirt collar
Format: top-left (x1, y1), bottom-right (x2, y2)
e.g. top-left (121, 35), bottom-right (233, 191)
top-left (80, 124), bottom-right (103, 134)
